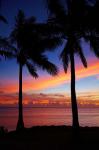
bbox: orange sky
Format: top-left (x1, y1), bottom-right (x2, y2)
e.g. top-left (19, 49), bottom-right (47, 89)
top-left (0, 59), bottom-right (99, 93)
top-left (0, 58), bottom-right (99, 107)
top-left (0, 91), bottom-right (99, 107)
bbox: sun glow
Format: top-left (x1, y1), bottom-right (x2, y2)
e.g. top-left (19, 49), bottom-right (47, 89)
top-left (0, 60), bottom-right (99, 93)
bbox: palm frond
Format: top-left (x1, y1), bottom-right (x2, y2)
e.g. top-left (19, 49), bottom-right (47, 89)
top-left (72, 38), bottom-right (87, 68)
top-left (0, 15), bottom-right (7, 23)
top-left (0, 37), bottom-right (16, 58)
top-left (25, 16), bottom-right (36, 24)
top-left (34, 54), bottom-right (58, 76)
top-left (0, 37), bottom-right (11, 49)
top-left (26, 61), bottom-right (38, 78)
top-left (15, 9), bottom-right (25, 26)
top-left (47, 0), bottom-right (66, 23)
top-left (84, 34), bottom-right (99, 58)
top-left (60, 43), bottom-right (69, 73)
top-left (30, 23), bottom-right (62, 37)
top-left (77, 49), bottom-right (87, 68)
top-left (9, 29), bottom-right (17, 44)
top-left (40, 37), bottom-right (63, 51)
top-left (89, 36), bottom-right (99, 57)
top-left (0, 50), bottom-right (13, 58)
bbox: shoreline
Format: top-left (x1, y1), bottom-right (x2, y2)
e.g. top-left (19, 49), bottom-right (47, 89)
top-left (0, 126), bottom-right (99, 150)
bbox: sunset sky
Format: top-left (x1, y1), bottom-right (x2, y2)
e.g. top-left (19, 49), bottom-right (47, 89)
top-left (0, 0), bottom-right (99, 107)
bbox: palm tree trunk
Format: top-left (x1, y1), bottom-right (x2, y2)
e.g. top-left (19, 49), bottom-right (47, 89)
top-left (70, 49), bottom-right (79, 129)
top-left (16, 63), bottom-right (24, 130)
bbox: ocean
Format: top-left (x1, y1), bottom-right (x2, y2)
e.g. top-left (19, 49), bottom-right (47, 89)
top-left (0, 107), bottom-right (99, 131)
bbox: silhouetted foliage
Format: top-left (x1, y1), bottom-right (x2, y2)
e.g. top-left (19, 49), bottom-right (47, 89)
top-left (0, 15), bottom-right (15, 59)
top-left (0, 15), bottom-right (7, 23)
top-left (0, 37), bottom-right (16, 60)
top-left (46, 0), bottom-right (91, 128)
top-left (9, 10), bottom-right (59, 131)
top-left (83, 0), bottom-right (99, 58)
top-left (0, 126), bottom-right (8, 137)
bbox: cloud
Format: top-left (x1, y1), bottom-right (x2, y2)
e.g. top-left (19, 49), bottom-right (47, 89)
top-left (0, 59), bottom-right (99, 94)
top-left (0, 91), bottom-right (5, 94)
top-left (96, 75), bottom-right (99, 80)
top-left (0, 92), bottom-right (67, 106)
top-left (0, 91), bottom-right (99, 107)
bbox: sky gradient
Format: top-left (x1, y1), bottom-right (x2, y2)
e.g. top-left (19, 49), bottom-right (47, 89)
top-left (0, 0), bottom-right (99, 107)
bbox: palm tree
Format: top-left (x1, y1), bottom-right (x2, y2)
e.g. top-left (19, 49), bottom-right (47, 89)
top-left (10, 10), bottom-right (60, 131)
top-left (60, 37), bottom-right (87, 128)
top-left (46, 0), bottom-right (88, 128)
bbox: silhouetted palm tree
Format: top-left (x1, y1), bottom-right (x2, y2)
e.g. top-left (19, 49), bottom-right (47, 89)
top-left (10, 10), bottom-right (60, 131)
top-left (46, 0), bottom-right (88, 128)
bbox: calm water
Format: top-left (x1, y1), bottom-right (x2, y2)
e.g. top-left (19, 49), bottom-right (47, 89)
top-left (0, 107), bottom-right (99, 131)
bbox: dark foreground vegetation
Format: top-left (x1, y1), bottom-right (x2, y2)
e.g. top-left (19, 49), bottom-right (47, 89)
top-left (0, 126), bottom-right (99, 150)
